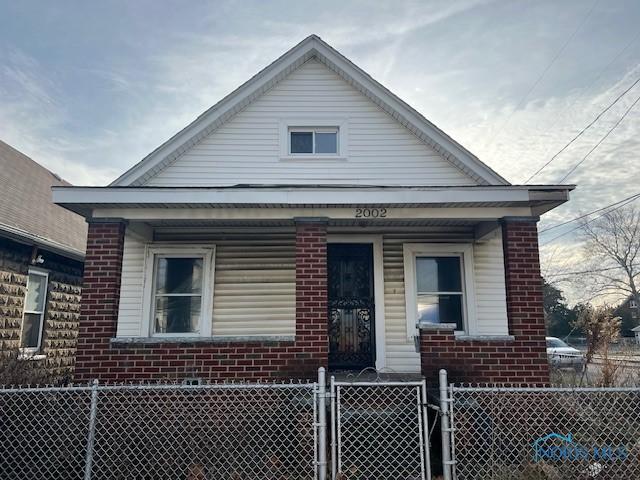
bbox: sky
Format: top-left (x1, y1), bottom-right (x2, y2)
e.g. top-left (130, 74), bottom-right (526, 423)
top-left (1, 0), bottom-right (639, 303)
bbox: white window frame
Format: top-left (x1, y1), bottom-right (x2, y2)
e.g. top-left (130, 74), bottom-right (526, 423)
top-left (279, 117), bottom-right (348, 160)
top-left (403, 243), bottom-right (477, 338)
top-left (141, 245), bottom-right (216, 338)
top-left (20, 267), bottom-right (49, 354)
top-left (288, 127), bottom-right (339, 155)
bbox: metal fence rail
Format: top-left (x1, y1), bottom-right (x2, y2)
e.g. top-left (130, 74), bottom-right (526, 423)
top-left (0, 380), bottom-right (318, 480)
top-left (443, 379), bottom-right (640, 480)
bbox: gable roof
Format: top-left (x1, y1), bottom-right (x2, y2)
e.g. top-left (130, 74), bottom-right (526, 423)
top-left (112, 35), bottom-right (508, 187)
top-left (0, 140), bottom-right (87, 259)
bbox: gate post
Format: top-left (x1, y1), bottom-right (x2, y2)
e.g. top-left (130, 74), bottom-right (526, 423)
top-left (317, 367), bottom-right (328, 479)
top-left (84, 379), bottom-right (99, 480)
top-left (420, 380), bottom-right (433, 480)
top-left (439, 369), bottom-right (453, 480)
top-left (330, 375), bottom-right (337, 480)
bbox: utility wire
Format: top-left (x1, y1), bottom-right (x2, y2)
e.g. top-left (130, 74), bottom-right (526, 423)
top-left (540, 194), bottom-right (640, 245)
top-left (557, 93), bottom-right (640, 182)
top-left (539, 191), bottom-right (640, 233)
top-left (518, 29), bottom-right (640, 178)
top-left (525, 74), bottom-right (640, 183)
top-left (486, 0), bottom-right (598, 147)
top-left (548, 264), bottom-right (640, 276)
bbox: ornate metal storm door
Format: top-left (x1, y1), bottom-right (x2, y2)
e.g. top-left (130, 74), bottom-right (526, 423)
top-left (327, 243), bottom-right (375, 370)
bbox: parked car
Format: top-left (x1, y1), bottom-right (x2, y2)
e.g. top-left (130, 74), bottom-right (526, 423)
top-left (546, 337), bottom-right (585, 371)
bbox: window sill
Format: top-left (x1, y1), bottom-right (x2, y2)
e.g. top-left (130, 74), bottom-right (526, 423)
top-left (111, 335), bottom-right (295, 346)
top-left (18, 352), bottom-right (46, 361)
top-left (418, 323), bottom-right (458, 331)
top-left (453, 334), bottom-right (515, 342)
top-left (279, 156), bottom-right (347, 162)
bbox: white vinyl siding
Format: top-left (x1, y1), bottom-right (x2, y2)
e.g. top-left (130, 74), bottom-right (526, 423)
top-left (376, 227), bottom-right (509, 372)
top-left (117, 231), bottom-right (147, 336)
top-left (211, 233), bottom-right (295, 336)
top-left (144, 59), bottom-right (477, 187)
top-left (116, 227), bottom-right (295, 338)
top-left (472, 233), bottom-right (509, 335)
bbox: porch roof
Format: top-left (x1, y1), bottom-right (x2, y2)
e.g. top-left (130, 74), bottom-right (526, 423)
top-left (53, 184), bottom-right (573, 219)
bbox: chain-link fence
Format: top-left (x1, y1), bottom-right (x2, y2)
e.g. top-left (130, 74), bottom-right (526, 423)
top-left (447, 385), bottom-right (640, 480)
top-left (0, 381), bottom-right (318, 480)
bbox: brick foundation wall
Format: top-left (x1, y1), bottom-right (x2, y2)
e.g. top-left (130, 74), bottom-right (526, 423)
top-left (420, 219), bottom-right (550, 386)
top-left (74, 220), bottom-right (329, 382)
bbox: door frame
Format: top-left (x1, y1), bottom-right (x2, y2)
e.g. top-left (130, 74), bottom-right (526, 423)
top-left (326, 235), bottom-right (386, 370)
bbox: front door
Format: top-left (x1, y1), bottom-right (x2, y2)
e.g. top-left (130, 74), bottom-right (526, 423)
top-left (327, 243), bottom-right (375, 371)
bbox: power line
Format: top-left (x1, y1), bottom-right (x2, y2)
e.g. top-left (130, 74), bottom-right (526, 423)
top-left (486, 0), bottom-right (599, 148)
top-left (525, 74), bottom-right (640, 183)
top-left (539, 191), bottom-right (640, 233)
top-left (548, 264), bottom-right (640, 276)
top-left (557, 93), bottom-right (640, 182)
top-left (521, 29), bottom-right (640, 182)
top-left (540, 194), bottom-right (640, 245)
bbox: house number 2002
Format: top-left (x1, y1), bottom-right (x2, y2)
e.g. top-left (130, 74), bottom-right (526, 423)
top-left (355, 208), bottom-right (387, 218)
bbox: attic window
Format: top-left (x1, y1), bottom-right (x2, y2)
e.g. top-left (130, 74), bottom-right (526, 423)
top-left (289, 128), bottom-right (338, 154)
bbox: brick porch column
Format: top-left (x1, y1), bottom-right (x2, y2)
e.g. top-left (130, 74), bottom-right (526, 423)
top-left (501, 217), bottom-right (550, 382)
top-left (293, 219), bottom-right (329, 377)
top-left (74, 220), bottom-right (126, 382)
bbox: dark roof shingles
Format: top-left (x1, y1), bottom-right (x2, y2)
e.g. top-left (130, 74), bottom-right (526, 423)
top-left (0, 140), bottom-right (87, 254)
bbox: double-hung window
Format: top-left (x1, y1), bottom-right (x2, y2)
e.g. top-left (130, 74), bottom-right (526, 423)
top-left (20, 268), bottom-right (49, 352)
top-left (415, 256), bottom-right (464, 330)
top-left (403, 244), bottom-right (476, 335)
top-left (143, 246), bottom-right (215, 337)
top-left (289, 128), bottom-right (338, 154)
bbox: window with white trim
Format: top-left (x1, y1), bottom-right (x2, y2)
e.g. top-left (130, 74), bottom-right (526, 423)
top-left (415, 256), bottom-right (464, 330)
top-left (403, 244), bottom-right (476, 336)
top-left (289, 127), bottom-right (338, 154)
top-left (143, 246), bottom-right (215, 337)
top-left (20, 269), bottom-right (49, 352)
top-left (279, 118), bottom-right (348, 158)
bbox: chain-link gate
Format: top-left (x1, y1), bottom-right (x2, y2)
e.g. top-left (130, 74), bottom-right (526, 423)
top-left (438, 370), bottom-right (640, 480)
top-left (330, 377), bottom-right (432, 480)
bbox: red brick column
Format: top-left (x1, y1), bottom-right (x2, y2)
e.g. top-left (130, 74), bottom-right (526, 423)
top-left (419, 219), bottom-right (549, 386)
top-left (74, 220), bottom-right (126, 382)
top-left (291, 219), bottom-right (329, 378)
top-left (501, 218), bottom-right (549, 382)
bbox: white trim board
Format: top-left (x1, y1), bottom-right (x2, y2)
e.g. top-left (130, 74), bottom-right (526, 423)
top-left (53, 184), bottom-right (572, 211)
top-left (109, 35), bottom-right (508, 187)
top-left (327, 235), bottom-right (386, 371)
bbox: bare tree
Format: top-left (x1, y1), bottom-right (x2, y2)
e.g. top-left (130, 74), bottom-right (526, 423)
top-left (579, 205), bottom-right (640, 306)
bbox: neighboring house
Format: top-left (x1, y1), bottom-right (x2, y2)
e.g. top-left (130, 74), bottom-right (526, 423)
top-left (613, 294), bottom-right (640, 337)
top-left (633, 326), bottom-right (640, 345)
top-left (0, 140), bottom-right (86, 378)
top-left (622, 295), bottom-right (638, 320)
top-left (53, 35), bottom-right (573, 384)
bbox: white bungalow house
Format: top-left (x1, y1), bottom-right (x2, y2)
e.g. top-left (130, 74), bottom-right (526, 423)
top-left (53, 35), bottom-right (572, 384)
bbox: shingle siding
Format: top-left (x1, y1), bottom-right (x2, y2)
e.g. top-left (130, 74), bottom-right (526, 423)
top-left (0, 237), bottom-right (82, 380)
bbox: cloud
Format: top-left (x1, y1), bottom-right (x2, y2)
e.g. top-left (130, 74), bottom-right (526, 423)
top-left (0, 47), bottom-right (122, 184)
top-left (1, 0), bottom-right (639, 306)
